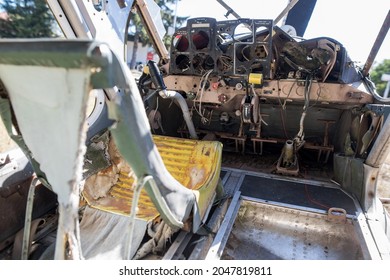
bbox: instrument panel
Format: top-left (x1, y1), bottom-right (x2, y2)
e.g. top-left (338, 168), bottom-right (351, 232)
top-left (169, 17), bottom-right (273, 78)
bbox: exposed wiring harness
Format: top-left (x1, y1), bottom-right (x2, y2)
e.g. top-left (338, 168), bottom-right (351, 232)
top-left (294, 74), bottom-right (313, 150)
top-left (193, 69), bottom-right (213, 124)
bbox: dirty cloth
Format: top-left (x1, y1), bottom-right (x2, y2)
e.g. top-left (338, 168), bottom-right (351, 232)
top-left (79, 206), bottom-right (147, 260)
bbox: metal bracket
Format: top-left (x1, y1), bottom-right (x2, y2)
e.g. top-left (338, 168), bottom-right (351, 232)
top-left (327, 207), bottom-right (347, 224)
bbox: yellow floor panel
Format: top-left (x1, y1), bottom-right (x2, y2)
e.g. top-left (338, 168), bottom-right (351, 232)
top-left (82, 135), bottom-right (222, 222)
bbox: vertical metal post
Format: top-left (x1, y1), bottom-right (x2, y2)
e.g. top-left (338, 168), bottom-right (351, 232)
top-left (21, 177), bottom-right (40, 260)
top-left (173, 0), bottom-right (178, 32)
top-left (216, 0), bottom-right (241, 19)
top-left (274, 0), bottom-right (299, 25)
top-left (362, 10), bottom-right (390, 77)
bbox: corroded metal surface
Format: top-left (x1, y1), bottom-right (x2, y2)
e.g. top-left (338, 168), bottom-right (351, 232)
top-left (222, 199), bottom-right (366, 260)
top-left (164, 76), bottom-right (374, 106)
top-left (83, 135), bottom-right (222, 222)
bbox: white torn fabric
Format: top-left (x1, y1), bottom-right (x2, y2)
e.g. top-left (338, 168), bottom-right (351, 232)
top-left (0, 65), bottom-right (91, 259)
top-left (133, 221), bottom-right (178, 260)
top-left (0, 66), bottom-right (89, 204)
top-left (79, 206), bottom-right (147, 260)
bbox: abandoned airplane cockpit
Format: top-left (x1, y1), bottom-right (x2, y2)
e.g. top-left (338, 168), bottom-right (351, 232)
top-left (159, 16), bottom-right (371, 169)
top-left (0, 0), bottom-right (389, 260)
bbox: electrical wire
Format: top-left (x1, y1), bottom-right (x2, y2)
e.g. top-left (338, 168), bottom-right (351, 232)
top-left (250, 84), bottom-right (268, 126)
top-left (241, 45), bottom-right (252, 61)
top-left (193, 69), bottom-right (213, 124)
top-left (281, 79), bottom-right (297, 110)
top-left (303, 168), bottom-right (330, 210)
top-left (304, 184), bottom-right (331, 210)
top-left (308, 84), bottom-right (323, 109)
top-left (277, 79), bottom-right (296, 139)
top-left (295, 75), bottom-right (313, 146)
top-left (280, 108), bottom-right (289, 139)
top-left (218, 55), bottom-right (233, 72)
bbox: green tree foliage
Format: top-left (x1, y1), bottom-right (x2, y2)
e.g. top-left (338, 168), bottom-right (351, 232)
top-left (370, 59), bottom-right (390, 96)
top-left (129, 0), bottom-right (188, 68)
top-left (0, 0), bottom-right (57, 38)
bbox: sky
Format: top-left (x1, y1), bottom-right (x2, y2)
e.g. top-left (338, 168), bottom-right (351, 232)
top-left (175, 0), bottom-right (389, 66)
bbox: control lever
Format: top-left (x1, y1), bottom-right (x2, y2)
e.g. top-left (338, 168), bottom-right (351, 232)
top-left (145, 60), bottom-right (198, 139)
top-left (147, 60), bottom-right (167, 97)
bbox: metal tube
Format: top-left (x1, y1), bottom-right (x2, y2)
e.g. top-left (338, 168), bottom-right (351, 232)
top-left (274, 0), bottom-right (299, 25)
top-left (160, 90), bottom-right (198, 139)
top-left (125, 175), bottom-right (151, 259)
top-left (362, 10), bottom-right (390, 77)
top-left (283, 140), bottom-right (294, 166)
top-left (216, 0), bottom-right (241, 19)
top-left (135, 0), bottom-right (170, 63)
top-left (173, 0), bottom-right (178, 31)
top-left (21, 177), bottom-right (39, 260)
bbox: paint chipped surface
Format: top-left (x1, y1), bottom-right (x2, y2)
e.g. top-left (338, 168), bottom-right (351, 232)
top-left (82, 135), bottom-right (222, 222)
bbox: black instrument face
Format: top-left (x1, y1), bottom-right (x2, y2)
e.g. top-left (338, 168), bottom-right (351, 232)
top-left (169, 18), bottom-right (273, 78)
top-left (169, 17), bottom-right (360, 85)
